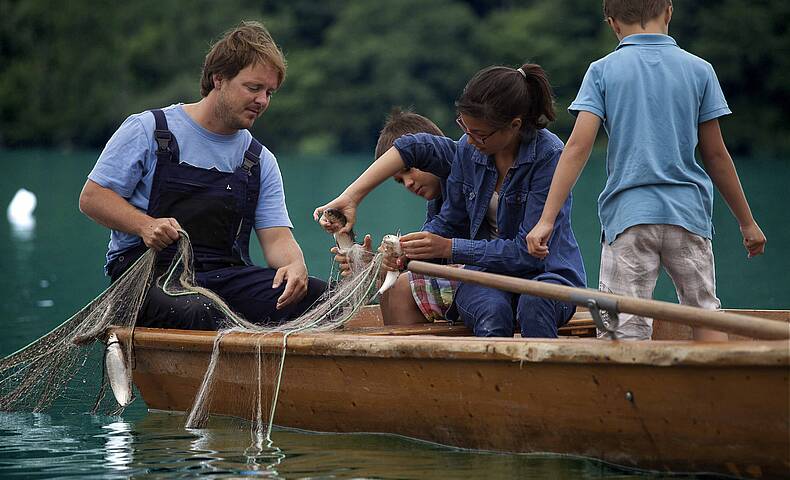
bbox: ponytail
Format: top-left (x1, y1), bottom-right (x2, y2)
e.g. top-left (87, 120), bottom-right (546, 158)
top-left (456, 63), bottom-right (556, 132)
top-left (518, 63), bottom-right (555, 129)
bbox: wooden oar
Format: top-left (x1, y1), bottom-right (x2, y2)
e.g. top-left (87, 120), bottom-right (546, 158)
top-left (407, 261), bottom-right (790, 340)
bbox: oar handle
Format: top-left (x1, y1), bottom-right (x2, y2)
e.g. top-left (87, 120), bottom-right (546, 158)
top-left (407, 261), bottom-right (790, 340)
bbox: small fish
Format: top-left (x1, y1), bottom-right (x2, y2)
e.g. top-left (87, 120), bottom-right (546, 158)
top-left (377, 234), bottom-right (401, 294)
top-left (320, 208), bottom-right (356, 252)
top-left (104, 332), bottom-right (132, 407)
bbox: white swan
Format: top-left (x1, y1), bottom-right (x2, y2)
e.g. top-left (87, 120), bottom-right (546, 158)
top-left (7, 188), bottom-right (36, 230)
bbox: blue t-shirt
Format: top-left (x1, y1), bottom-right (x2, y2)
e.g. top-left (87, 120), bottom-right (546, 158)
top-left (88, 104), bottom-right (292, 269)
top-left (569, 34), bottom-right (731, 244)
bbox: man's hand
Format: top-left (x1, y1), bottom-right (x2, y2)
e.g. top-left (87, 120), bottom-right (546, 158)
top-left (331, 234), bottom-right (372, 277)
top-left (314, 193), bottom-right (357, 234)
top-left (740, 223), bottom-right (767, 258)
top-left (399, 232), bottom-right (452, 260)
top-left (525, 220), bottom-right (554, 259)
top-left (272, 261), bottom-right (309, 309)
top-left (79, 180), bottom-right (182, 250)
top-left (138, 217), bottom-right (182, 251)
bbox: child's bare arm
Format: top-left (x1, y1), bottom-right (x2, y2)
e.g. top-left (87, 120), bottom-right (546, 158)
top-left (313, 147), bottom-right (406, 233)
top-left (698, 119), bottom-right (766, 257)
top-left (526, 111), bottom-right (601, 258)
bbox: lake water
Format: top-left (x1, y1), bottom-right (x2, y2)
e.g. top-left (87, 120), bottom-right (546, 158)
top-left (0, 149), bottom-right (786, 478)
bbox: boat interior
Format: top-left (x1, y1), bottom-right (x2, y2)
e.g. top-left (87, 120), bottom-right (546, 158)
top-left (338, 306), bottom-right (790, 341)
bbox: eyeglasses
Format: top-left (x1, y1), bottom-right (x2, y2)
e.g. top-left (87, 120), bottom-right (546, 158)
top-left (456, 116), bottom-right (499, 145)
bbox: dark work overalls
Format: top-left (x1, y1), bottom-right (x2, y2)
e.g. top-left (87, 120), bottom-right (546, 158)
top-left (107, 109), bottom-right (326, 330)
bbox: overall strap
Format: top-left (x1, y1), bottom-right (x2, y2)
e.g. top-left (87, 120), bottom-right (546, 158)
top-left (151, 109), bottom-right (178, 164)
top-left (232, 137), bottom-right (263, 266)
top-left (241, 137), bottom-right (263, 176)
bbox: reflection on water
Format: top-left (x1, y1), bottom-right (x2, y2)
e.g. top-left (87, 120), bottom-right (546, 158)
top-left (9, 222), bottom-right (35, 243)
top-left (102, 421), bottom-right (133, 472)
top-left (0, 409), bottom-right (671, 479)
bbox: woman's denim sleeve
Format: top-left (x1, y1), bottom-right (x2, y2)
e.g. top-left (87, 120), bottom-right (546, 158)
top-left (393, 133), bottom-right (455, 179)
top-left (450, 144), bottom-right (584, 286)
top-left (421, 151), bottom-right (470, 240)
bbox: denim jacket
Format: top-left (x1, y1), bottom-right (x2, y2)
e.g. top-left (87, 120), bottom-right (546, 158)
top-left (394, 130), bottom-right (586, 288)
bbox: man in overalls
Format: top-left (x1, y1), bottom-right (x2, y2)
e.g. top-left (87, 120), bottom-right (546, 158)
top-left (79, 21), bottom-right (326, 330)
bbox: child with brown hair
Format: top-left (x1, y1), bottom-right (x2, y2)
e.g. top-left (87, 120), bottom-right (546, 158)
top-left (328, 108), bottom-right (460, 325)
top-left (317, 64), bottom-right (586, 338)
top-left (526, 0), bottom-right (766, 340)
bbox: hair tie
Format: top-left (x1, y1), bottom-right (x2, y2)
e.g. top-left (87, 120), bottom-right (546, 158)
top-left (516, 67), bottom-right (527, 78)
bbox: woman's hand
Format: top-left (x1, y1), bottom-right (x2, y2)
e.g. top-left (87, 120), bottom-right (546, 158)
top-left (314, 193), bottom-right (357, 234)
top-left (379, 254), bottom-right (404, 272)
top-left (399, 232), bottom-right (452, 260)
top-left (377, 239), bottom-right (404, 272)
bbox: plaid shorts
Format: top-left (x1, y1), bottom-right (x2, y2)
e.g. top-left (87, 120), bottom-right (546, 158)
top-left (598, 224), bottom-right (720, 340)
top-left (408, 266), bottom-right (461, 322)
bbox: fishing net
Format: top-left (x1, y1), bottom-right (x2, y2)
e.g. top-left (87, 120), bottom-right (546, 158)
top-left (0, 246), bottom-right (156, 415)
top-left (0, 232), bottom-right (384, 446)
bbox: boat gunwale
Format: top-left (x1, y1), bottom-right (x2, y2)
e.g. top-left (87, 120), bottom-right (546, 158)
top-left (116, 327), bottom-right (790, 367)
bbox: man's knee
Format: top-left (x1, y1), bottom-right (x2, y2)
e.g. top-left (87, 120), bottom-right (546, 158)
top-left (302, 276), bottom-right (327, 306)
top-left (270, 276), bottom-right (327, 322)
top-left (141, 287), bottom-right (222, 330)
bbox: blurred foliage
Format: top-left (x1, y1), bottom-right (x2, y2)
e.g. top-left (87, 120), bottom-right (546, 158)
top-left (0, 0), bottom-right (787, 154)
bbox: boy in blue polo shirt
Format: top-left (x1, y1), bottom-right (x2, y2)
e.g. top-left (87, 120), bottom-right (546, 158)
top-left (526, 0), bottom-right (766, 340)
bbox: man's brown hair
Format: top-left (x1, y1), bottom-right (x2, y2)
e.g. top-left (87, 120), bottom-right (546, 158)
top-left (603, 0), bottom-right (672, 27)
top-left (199, 20), bottom-right (287, 98)
top-left (374, 108), bottom-right (444, 159)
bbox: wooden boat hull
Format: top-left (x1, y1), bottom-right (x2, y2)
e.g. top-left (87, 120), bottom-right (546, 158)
top-left (120, 315), bottom-right (790, 479)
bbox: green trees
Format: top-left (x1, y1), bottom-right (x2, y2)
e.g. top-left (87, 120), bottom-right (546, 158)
top-left (1, 0), bottom-right (786, 153)
top-left (265, 0), bottom-right (480, 153)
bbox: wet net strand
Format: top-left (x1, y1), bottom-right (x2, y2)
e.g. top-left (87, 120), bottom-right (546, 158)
top-left (0, 232), bottom-right (384, 452)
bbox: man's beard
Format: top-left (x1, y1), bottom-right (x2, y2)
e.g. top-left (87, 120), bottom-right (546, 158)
top-left (214, 90), bottom-right (249, 131)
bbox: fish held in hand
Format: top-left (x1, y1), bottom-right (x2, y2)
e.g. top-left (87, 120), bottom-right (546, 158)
top-left (377, 234), bottom-right (401, 294)
top-left (320, 208), bottom-right (356, 252)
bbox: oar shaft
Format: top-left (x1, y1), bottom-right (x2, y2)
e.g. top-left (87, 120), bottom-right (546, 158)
top-left (407, 261), bottom-right (790, 340)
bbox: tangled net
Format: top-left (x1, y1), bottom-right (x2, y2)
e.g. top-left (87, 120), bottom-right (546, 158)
top-left (0, 232), bottom-right (383, 446)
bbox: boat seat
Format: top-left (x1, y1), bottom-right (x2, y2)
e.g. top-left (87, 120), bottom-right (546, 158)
top-left (342, 306), bottom-right (597, 338)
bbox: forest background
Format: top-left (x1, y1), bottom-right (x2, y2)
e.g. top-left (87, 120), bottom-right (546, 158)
top-left (1, 0), bottom-right (788, 155)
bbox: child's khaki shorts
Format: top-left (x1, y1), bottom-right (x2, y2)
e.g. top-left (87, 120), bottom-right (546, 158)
top-left (597, 224), bottom-right (720, 340)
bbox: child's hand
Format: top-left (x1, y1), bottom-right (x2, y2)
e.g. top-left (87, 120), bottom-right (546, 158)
top-left (331, 234), bottom-right (373, 276)
top-left (740, 223), bottom-right (766, 258)
top-left (525, 220), bottom-right (554, 259)
top-left (399, 232), bottom-right (452, 260)
top-left (330, 245), bottom-right (352, 276)
top-left (313, 193), bottom-right (357, 234)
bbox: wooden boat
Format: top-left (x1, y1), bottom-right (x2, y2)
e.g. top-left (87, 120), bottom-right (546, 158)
top-left (118, 304), bottom-right (790, 479)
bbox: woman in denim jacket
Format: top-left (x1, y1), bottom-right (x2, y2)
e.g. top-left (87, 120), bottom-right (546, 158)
top-left (317, 64), bottom-right (586, 338)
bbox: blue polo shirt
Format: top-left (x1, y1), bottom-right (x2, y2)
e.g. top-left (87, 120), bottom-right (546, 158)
top-left (569, 34), bottom-right (731, 243)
